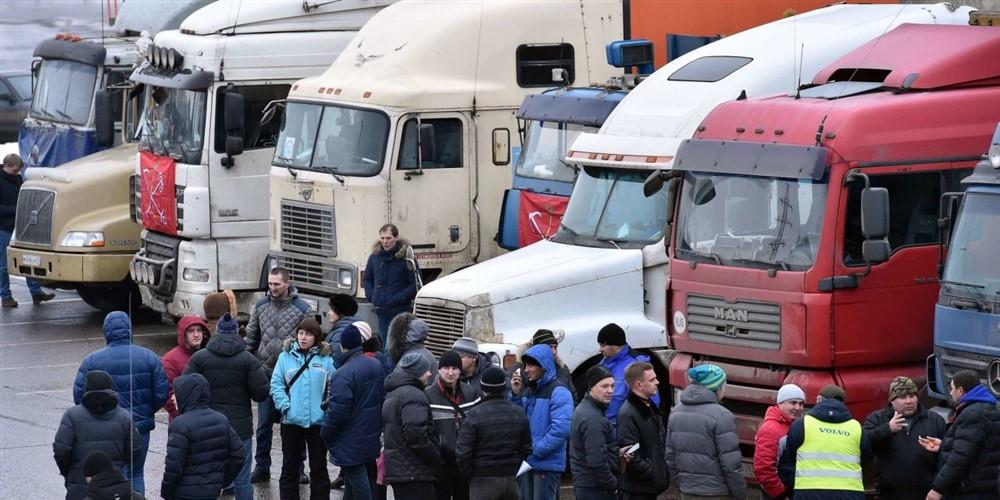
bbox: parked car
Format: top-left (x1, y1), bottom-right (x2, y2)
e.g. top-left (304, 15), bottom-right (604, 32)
top-left (0, 72), bottom-right (32, 143)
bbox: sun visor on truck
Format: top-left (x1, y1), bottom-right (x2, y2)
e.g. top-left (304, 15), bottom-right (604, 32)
top-left (33, 39), bottom-right (107, 67)
top-left (673, 139), bottom-right (827, 181)
top-left (516, 90), bottom-right (624, 128)
top-left (130, 62), bottom-right (214, 90)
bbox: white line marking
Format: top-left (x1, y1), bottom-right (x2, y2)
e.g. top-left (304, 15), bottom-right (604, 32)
top-left (0, 362), bottom-right (79, 372)
top-left (13, 389), bottom-right (68, 395)
top-left (0, 331), bottom-right (175, 347)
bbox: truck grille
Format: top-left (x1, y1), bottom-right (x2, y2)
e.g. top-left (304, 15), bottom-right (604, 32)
top-left (414, 300), bottom-right (466, 356)
top-left (935, 346), bottom-right (989, 388)
top-left (271, 252), bottom-right (352, 295)
top-left (686, 294), bottom-right (781, 350)
top-left (281, 200), bottom-right (335, 257)
top-left (14, 188), bottom-right (55, 246)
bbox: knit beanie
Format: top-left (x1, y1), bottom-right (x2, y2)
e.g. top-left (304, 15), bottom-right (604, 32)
top-left (888, 376), bottom-right (918, 402)
top-left (341, 324), bottom-right (363, 351)
top-left (452, 337), bottom-right (479, 357)
top-left (397, 351), bottom-right (432, 379)
top-left (438, 349), bottom-right (463, 370)
top-left (819, 384), bottom-right (847, 403)
top-left (531, 329), bottom-right (559, 346)
top-left (688, 364), bottom-right (726, 392)
top-left (329, 293), bottom-right (359, 317)
top-left (777, 384), bottom-right (806, 404)
top-left (85, 370), bottom-right (113, 392)
top-left (216, 313), bottom-right (239, 336)
top-left (597, 323), bottom-right (626, 346)
top-left (353, 321), bottom-right (373, 341)
top-left (298, 318), bottom-right (322, 338)
top-left (586, 365), bottom-right (613, 390)
top-left (82, 450), bottom-right (114, 477)
top-left (480, 367), bottom-right (507, 393)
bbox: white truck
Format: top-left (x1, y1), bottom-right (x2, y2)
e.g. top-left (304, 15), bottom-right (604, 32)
top-left (266, 0), bottom-right (623, 327)
top-left (413, 3), bottom-right (975, 386)
top-left (128, 0), bottom-right (396, 319)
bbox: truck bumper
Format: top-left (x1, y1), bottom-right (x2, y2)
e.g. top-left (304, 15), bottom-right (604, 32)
top-left (8, 245), bottom-right (132, 285)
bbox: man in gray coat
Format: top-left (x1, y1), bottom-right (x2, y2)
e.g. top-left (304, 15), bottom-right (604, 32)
top-left (665, 364), bottom-right (746, 500)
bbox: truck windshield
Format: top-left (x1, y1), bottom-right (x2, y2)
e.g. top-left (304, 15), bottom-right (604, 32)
top-left (551, 167), bottom-right (669, 249)
top-left (515, 122), bottom-right (594, 183)
top-left (941, 192), bottom-right (1000, 305)
top-left (273, 101), bottom-right (389, 176)
top-left (675, 172), bottom-right (827, 271)
top-left (138, 86), bottom-right (207, 165)
top-left (30, 59), bottom-right (98, 125)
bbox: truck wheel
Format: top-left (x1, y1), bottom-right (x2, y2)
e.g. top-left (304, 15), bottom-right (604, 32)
top-left (77, 281), bottom-right (142, 312)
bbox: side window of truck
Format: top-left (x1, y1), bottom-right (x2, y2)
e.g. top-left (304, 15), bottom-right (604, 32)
top-left (396, 118), bottom-right (463, 170)
top-left (213, 84), bottom-right (291, 153)
top-left (516, 43), bottom-right (575, 87)
top-left (843, 171), bottom-right (942, 264)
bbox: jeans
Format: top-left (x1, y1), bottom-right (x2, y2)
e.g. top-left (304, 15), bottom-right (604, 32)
top-left (0, 230), bottom-right (43, 298)
top-left (342, 463), bottom-right (372, 500)
top-left (231, 437), bottom-right (253, 500)
top-left (518, 471), bottom-right (560, 500)
top-left (392, 481), bottom-right (436, 500)
top-left (255, 395), bottom-right (276, 470)
top-left (468, 476), bottom-right (520, 500)
top-left (122, 429), bottom-right (150, 494)
top-left (573, 486), bottom-right (615, 500)
top-left (279, 424), bottom-right (330, 500)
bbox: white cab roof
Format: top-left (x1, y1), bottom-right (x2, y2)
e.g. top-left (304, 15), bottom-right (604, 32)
top-left (180, 0), bottom-right (397, 35)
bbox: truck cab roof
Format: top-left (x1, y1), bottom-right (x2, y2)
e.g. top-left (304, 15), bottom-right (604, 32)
top-left (113, 0), bottom-right (215, 36)
top-left (180, 0), bottom-right (392, 35)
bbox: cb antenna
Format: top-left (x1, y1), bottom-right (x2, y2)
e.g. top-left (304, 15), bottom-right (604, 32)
top-left (794, 43), bottom-right (805, 99)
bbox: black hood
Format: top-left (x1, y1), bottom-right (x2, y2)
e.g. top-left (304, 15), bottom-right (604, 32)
top-left (384, 369), bottom-right (425, 393)
top-left (82, 389), bottom-right (119, 417)
top-left (207, 330), bottom-right (247, 357)
top-left (808, 398), bottom-right (853, 423)
top-left (85, 468), bottom-right (132, 499)
top-left (174, 373), bottom-right (211, 413)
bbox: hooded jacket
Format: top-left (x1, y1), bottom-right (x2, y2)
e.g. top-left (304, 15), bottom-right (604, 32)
top-left (382, 368), bottom-right (440, 483)
top-left (425, 378), bottom-right (480, 464)
top-left (388, 313), bottom-right (437, 370)
top-left (0, 167), bottom-right (23, 231)
top-left (82, 468), bottom-right (145, 500)
top-left (863, 403), bottom-right (946, 500)
top-left (364, 239), bottom-right (418, 312)
top-left (162, 316), bottom-right (210, 421)
top-left (618, 390), bottom-right (669, 496)
top-left (931, 385), bottom-right (1000, 499)
top-left (270, 338), bottom-right (335, 428)
top-left (72, 312), bottom-right (169, 433)
top-left (599, 344), bottom-right (659, 427)
top-left (184, 326), bottom-right (269, 439)
top-left (243, 286), bottom-right (315, 376)
top-left (321, 347), bottom-right (386, 466)
top-left (754, 405), bottom-right (795, 499)
top-left (161, 374), bottom-right (244, 500)
top-left (54, 379), bottom-right (140, 500)
top-left (511, 344), bottom-right (573, 473)
top-left (570, 394), bottom-right (619, 492)
top-left (455, 392), bottom-right (533, 479)
top-left (666, 383), bottom-right (746, 499)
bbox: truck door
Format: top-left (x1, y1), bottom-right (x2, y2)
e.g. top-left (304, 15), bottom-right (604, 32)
top-left (388, 113), bottom-right (473, 263)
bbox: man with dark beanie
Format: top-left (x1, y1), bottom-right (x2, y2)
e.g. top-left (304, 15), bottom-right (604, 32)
top-left (81, 451), bottom-right (145, 500)
top-left (570, 366), bottom-right (619, 500)
top-left (597, 323), bottom-right (658, 428)
top-left (530, 328), bottom-right (578, 404)
top-left (618, 361), bottom-right (669, 500)
top-left (426, 349), bottom-right (480, 500)
top-left (456, 367), bottom-right (532, 500)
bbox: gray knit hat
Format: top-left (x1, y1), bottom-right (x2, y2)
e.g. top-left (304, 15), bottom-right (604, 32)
top-left (397, 351), bottom-right (432, 379)
top-left (452, 337), bottom-right (479, 357)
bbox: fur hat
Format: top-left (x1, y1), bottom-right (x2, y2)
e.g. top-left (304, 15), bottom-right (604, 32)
top-left (83, 450), bottom-right (113, 477)
top-left (688, 364), bottom-right (726, 392)
top-left (888, 376), bottom-right (918, 402)
top-left (586, 365), bottom-right (613, 390)
top-left (438, 349), bottom-right (463, 370)
top-left (597, 323), bottom-right (626, 346)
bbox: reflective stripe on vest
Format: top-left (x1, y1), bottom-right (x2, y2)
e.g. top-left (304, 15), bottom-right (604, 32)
top-left (794, 414), bottom-right (863, 491)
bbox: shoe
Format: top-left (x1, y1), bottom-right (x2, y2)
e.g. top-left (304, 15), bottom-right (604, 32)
top-left (31, 291), bottom-right (55, 304)
top-left (299, 470), bottom-right (309, 484)
top-left (1, 296), bottom-right (16, 308)
top-left (221, 486), bottom-right (234, 495)
top-left (331, 474), bottom-right (345, 489)
top-left (249, 468), bottom-right (270, 483)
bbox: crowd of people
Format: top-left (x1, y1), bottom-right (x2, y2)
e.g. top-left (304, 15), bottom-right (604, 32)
top-left (50, 224), bottom-right (1000, 500)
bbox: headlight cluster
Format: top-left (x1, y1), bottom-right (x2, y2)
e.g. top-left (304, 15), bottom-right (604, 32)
top-left (147, 45), bottom-right (184, 70)
top-left (61, 231), bottom-right (104, 247)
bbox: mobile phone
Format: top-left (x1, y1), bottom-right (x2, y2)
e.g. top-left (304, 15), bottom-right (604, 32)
top-left (625, 443), bottom-right (640, 455)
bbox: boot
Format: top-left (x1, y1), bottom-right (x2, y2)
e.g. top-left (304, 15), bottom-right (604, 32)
top-left (32, 291), bottom-right (55, 304)
top-left (1, 296), bottom-right (16, 308)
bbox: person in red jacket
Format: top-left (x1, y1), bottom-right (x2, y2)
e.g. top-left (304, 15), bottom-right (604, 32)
top-left (754, 384), bottom-right (805, 500)
top-left (161, 316), bottom-right (210, 421)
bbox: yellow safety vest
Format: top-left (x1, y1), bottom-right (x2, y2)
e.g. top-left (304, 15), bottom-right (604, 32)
top-left (794, 414), bottom-right (863, 491)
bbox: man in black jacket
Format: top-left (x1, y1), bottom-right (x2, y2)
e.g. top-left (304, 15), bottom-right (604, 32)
top-left (862, 376), bottom-right (945, 500)
top-left (426, 350), bottom-right (480, 500)
top-left (183, 313), bottom-right (268, 500)
top-left (0, 153), bottom-right (54, 307)
top-left (617, 361), bottom-right (668, 500)
top-left (383, 351), bottom-right (440, 500)
top-left (570, 365), bottom-right (619, 500)
top-left (455, 366), bottom-right (532, 500)
top-left (161, 373), bottom-right (245, 500)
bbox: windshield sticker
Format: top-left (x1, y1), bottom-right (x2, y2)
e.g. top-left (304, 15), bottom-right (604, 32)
top-left (283, 137), bottom-right (295, 159)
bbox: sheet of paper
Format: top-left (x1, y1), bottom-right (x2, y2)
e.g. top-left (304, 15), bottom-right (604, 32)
top-left (516, 460), bottom-right (532, 478)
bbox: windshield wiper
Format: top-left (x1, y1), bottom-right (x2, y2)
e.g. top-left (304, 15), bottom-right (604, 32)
top-left (730, 257), bottom-right (790, 272)
top-left (54, 108), bottom-right (73, 121)
top-left (31, 108), bottom-right (57, 120)
top-left (558, 223), bottom-right (580, 237)
top-left (315, 165), bottom-right (346, 186)
top-left (939, 279), bottom-right (990, 311)
top-left (679, 248), bottom-right (723, 266)
top-left (596, 238), bottom-right (622, 250)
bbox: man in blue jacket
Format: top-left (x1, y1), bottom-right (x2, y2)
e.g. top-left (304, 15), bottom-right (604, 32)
top-left (597, 323), bottom-right (659, 428)
top-left (363, 223), bottom-right (418, 343)
top-left (511, 344), bottom-right (573, 500)
top-left (73, 311), bottom-right (168, 495)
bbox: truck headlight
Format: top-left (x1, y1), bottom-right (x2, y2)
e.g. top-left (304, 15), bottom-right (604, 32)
top-left (61, 231), bottom-right (105, 247)
top-left (339, 268), bottom-right (353, 287)
top-left (182, 268), bottom-right (210, 283)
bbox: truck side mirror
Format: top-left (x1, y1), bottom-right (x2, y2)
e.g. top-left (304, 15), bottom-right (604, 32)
top-left (0, 93), bottom-right (13, 104)
top-left (644, 169), bottom-right (664, 197)
top-left (225, 136), bottom-right (244, 158)
top-left (95, 90), bottom-right (115, 147)
top-left (221, 91), bottom-right (245, 168)
top-left (860, 187), bottom-right (890, 264)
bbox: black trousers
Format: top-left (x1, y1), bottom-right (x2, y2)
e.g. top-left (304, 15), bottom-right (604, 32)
top-left (279, 424), bottom-right (330, 500)
top-left (392, 481), bottom-right (437, 500)
top-left (435, 465), bottom-right (469, 500)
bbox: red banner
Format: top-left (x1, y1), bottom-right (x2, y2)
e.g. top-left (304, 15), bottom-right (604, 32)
top-left (139, 151), bottom-right (178, 235)
top-left (518, 191), bottom-right (569, 247)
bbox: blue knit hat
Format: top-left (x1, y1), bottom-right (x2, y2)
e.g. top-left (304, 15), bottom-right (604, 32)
top-left (341, 324), bottom-right (363, 351)
top-left (216, 313), bottom-right (238, 335)
top-left (688, 364), bottom-right (726, 392)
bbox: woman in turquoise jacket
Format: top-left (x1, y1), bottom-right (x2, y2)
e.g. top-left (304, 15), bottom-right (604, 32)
top-left (270, 318), bottom-right (335, 500)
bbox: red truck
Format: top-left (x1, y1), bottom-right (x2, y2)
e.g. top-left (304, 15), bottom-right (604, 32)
top-left (663, 23), bottom-right (1000, 447)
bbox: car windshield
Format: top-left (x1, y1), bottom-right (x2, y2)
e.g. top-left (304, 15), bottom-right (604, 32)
top-left (675, 172), bottom-right (827, 271)
top-left (8, 75), bottom-right (32, 100)
top-left (30, 59), bottom-right (97, 125)
top-left (273, 102), bottom-right (389, 176)
top-left (551, 167), bottom-right (669, 249)
top-left (515, 121), bottom-right (593, 183)
top-left (941, 192), bottom-right (1000, 306)
top-left (138, 86), bottom-right (207, 165)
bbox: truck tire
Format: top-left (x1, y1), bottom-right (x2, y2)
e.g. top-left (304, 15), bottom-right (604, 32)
top-left (77, 281), bottom-right (142, 312)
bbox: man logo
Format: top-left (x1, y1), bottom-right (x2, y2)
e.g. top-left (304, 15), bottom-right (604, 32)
top-left (713, 307), bottom-right (749, 323)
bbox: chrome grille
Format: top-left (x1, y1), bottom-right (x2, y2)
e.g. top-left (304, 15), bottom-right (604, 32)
top-left (936, 347), bottom-right (989, 387)
top-left (414, 300), bottom-right (466, 356)
top-left (281, 200), bottom-right (335, 256)
top-left (14, 188), bottom-right (55, 245)
top-left (686, 294), bottom-right (780, 350)
top-left (272, 252), bottom-right (352, 295)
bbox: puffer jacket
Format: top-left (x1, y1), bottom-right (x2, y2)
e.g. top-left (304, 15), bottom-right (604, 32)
top-left (82, 468), bottom-right (145, 500)
top-left (244, 286), bottom-right (315, 376)
top-left (72, 312), bottom-right (168, 433)
top-left (459, 351), bottom-right (494, 396)
top-left (1, 168), bottom-right (22, 231)
top-left (425, 379), bottom-right (480, 464)
top-left (666, 383), bottom-right (746, 499)
top-left (162, 316), bottom-right (210, 421)
top-left (754, 405), bottom-right (794, 499)
top-left (618, 391), bottom-right (669, 496)
top-left (382, 369), bottom-right (440, 483)
top-left (54, 382), bottom-right (140, 500)
top-left (931, 385), bottom-right (1000, 499)
top-left (455, 393), bottom-right (533, 478)
top-left (863, 404), bottom-right (946, 500)
top-left (363, 239), bottom-right (418, 313)
top-left (325, 315), bottom-right (360, 348)
top-left (569, 395), bottom-right (619, 492)
top-left (321, 347), bottom-right (386, 466)
top-left (184, 327), bottom-right (269, 439)
top-left (161, 374), bottom-right (244, 500)
top-left (270, 339), bottom-right (335, 428)
top-left (599, 344), bottom-right (659, 427)
top-left (387, 313), bottom-right (437, 369)
top-left (511, 344), bottom-right (573, 473)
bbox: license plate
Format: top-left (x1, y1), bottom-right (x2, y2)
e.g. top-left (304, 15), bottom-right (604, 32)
top-left (21, 254), bottom-right (41, 266)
